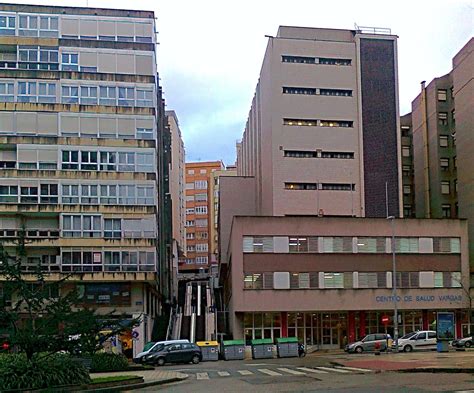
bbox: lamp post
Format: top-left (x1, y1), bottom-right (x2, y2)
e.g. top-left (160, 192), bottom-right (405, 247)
top-left (387, 215), bottom-right (399, 352)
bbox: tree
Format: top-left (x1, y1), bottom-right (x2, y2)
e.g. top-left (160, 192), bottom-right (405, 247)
top-left (0, 231), bottom-right (139, 360)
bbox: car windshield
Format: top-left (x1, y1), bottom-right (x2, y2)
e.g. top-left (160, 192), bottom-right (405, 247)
top-left (400, 332), bottom-right (416, 340)
top-left (150, 344), bottom-right (165, 353)
top-left (143, 342), bottom-right (156, 351)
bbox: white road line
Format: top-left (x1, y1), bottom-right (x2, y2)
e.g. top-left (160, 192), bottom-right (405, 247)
top-left (316, 366), bottom-right (351, 373)
top-left (277, 367), bottom-right (306, 375)
top-left (296, 367), bottom-right (329, 374)
top-left (238, 370), bottom-right (254, 375)
top-left (196, 372), bottom-right (210, 380)
top-left (335, 366), bottom-right (373, 373)
top-left (258, 368), bottom-right (282, 376)
top-left (217, 371), bottom-right (231, 377)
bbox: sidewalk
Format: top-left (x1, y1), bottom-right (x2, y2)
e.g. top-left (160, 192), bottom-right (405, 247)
top-left (90, 369), bottom-right (188, 390)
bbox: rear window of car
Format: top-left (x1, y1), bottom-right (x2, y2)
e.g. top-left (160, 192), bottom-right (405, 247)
top-left (428, 332), bottom-right (436, 339)
top-left (182, 343), bottom-right (193, 349)
top-left (375, 334), bottom-right (387, 340)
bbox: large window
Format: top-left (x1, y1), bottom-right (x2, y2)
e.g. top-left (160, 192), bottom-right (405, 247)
top-left (61, 53), bottom-right (78, 71)
top-left (100, 185), bottom-right (117, 204)
top-left (323, 272), bottom-right (344, 288)
top-left (20, 186), bottom-right (38, 203)
top-left (243, 236), bottom-right (274, 252)
top-left (358, 272), bottom-right (386, 288)
top-left (62, 215), bottom-right (101, 238)
top-left (80, 86), bottom-right (98, 105)
top-left (0, 82), bottom-right (14, 102)
top-left (62, 151), bottom-right (79, 170)
top-left (118, 87), bottom-right (135, 106)
top-left (62, 184), bottom-right (79, 204)
top-left (0, 185), bottom-right (18, 203)
top-left (40, 184), bottom-right (58, 204)
top-left (80, 184), bottom-right (99, 204)
top-left (394, 238), bottom-right (419, 253)
top-left (61, 85), bottom-right (79, 104)
top-left (18, 81), bottom-right (36, 102)
top-left (77, 283), bottom-right (131, 305)
top-left (99, 86), bottom-right (116, 106)
top-left (104, 219), bottom-right (121, 239)
top-left (395, 272), bottom-right (419, 288)
top-left (288, 237), bottom-right (318, 253)
top-left (136, 88), bottom-right (153, 107)
top-left (0, 15), bottom-right (16, 36)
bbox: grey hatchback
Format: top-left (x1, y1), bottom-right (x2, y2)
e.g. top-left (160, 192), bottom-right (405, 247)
top-left (345, 333), bottom-right (390, 353)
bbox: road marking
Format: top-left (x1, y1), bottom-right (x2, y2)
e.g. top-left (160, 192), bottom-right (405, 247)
top-left (277, 367), bottom-right (306, 375)
top-left (455, 391), bottom-right (474, 393)
top-left (196, 372), bottom-right (209, 380)
top-left (238, 370), bottom-right (254, 375)
top-left (296, 367), bottom-right (329, 374)
top-left (335, 366), bottom-right (373, 373)
top-left (217, 371), bottom-right (231, 377)
top-left (258, 368), bottom-right (282, 376)
top-left (316, 366), bottom-right (351, 373)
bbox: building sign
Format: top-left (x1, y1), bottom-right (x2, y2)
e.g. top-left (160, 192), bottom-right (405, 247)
top-left (375, 294), bottom-right (462, 304)
top-left (437, 312), bottom-right (455, 341)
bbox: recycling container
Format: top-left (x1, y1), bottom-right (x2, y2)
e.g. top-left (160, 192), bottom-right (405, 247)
top-left (196, 341), bottom-right (219, 361)
top-left (222, 340), bottom-right (245, 360)
top-left (276, 337), bottom-right (299, 358)
top-left (251, 338), bottom-right (274, 359)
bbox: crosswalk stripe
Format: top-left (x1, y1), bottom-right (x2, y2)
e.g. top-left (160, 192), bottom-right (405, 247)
top-left (217, 371), bottom-right (231, 377)
top-left (196, 372), bottom-right (209, 380)
top-left (277, 367), bottom-right (306, 375)
top-left (296, 367), bottom-right (329, 374)
top-left (316, 366), bottom-right (351, 373)
top-left (335, 366), bottom-right (373, 373)
top-left (238, 370), bottom-right (254, 375)
top-left (258, 368), bottom-right (282, 376)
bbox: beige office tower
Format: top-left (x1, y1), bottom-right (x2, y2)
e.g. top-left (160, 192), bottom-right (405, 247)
top-left (237, 26), bottom-right (402, 218)
top-left (0, 4), bottom-right (169, 356)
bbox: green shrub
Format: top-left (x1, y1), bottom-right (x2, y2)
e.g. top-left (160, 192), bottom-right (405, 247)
top-left (0, 353), bottom-right (91, 391)
top-left (90, 352), bottom-right (129, 372)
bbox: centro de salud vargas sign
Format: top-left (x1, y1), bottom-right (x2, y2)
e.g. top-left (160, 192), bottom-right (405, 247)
top-left (375, 294), bottom-right (463, 303)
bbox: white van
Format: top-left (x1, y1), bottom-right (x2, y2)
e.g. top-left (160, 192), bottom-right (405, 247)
top-left (395, 331), bottom-right (437, 352)
top-left (133, 339), bottom-right (190, 363)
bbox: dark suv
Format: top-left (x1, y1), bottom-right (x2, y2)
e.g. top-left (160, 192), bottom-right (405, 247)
top-left (144, 342), bottom-right (202, 366)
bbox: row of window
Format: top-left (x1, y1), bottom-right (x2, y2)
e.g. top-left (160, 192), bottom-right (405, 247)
top-left (60, 150), bottom-right (154, 172)
top-left (185, 181), bottom-right (208, 190)
top-left (244, 271), bottom-right (462, 290)
top-left (0, 13), bottom-right (153, 42)
top-left (282, 87), bottom-right (352, 96)
top-left (285, 183), bottom-right (355, 191)
top-left (0, 81), bottom-right (154, 107)
top-left (184, 256), bottom-right (209, 265)
top-left (0, 183), bottom-right (155, 205)
top-left (284, 150), bottom-right (354, 159)
top-left (282, 55), bottom-right (351, 66)
top-left (243, 236), bottom-right (461, 254)
top-left (186, 206), bottom-right (208, 215)
top-left (186, 244), bottom-right (209, 252)
top-left (185, 193), bottom-right (208, 202)
top-left (185, 219), bottom-right (208, 228)
top-left (186, 232), bottom-right (209, 240)
top-left (283, 118), bottom-right (353, 128)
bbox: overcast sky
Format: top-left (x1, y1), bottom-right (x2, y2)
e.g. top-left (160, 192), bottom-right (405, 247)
top-left (11, 0), bottom-right (474, 164)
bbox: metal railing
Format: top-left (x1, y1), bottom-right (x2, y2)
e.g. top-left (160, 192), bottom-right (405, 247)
top-left (354, 24), bottom-right (392, 35)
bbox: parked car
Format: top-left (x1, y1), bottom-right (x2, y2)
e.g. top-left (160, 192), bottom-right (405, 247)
top-left (345, 333), bottom-right (390, 353)
top-left (395, 330), bottom-right (437, 352)
top-left (133, 339), bottom-right (190, 363)
top-left (143, 342), bottom-right (202, 366)
top-left (452, 336), bottom-right (473, 348)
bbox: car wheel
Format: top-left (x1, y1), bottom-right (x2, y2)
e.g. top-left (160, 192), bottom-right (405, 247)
top-left (465, 341), bottom-right (472, 348)
top-left (191, 355), bottom-right (200, 364)
top-left (355, 346), bottom-right (363, 354)
top-left (156, 357), bottom-right (165, 366)
top-left (404, 345), bottom-right (413, 353)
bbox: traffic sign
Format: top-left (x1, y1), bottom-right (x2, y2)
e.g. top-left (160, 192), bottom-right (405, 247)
top-left (381, 315), bottom-right (390, 324)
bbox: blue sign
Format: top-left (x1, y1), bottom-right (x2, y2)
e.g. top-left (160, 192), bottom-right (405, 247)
top-left (437, 312), bottom-right (455, 341)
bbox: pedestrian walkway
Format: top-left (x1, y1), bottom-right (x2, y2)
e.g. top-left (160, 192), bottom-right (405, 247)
top-left (187, 365), bottom-right (373, 380)
top-left (92, 369), bottom-right (188, 384)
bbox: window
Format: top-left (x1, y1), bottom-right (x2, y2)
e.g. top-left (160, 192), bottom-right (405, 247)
top-left (404, 205), bottom-right (412, 217)
top-left (357, 237), bottom-right (386, 253)
top-left (18, 81), bottom-right (37, 102)
top-left (283, 118), bottom-right (317, 126)
top-left (0, 15), bottom-right (16, 36)
top-left (82, 215), bottom-right (101, 237)
top-left (441, 181), bottom-right (450, 195)
top-left (320, 120), bottom-right (353, 128)
top-left (438, 112), bottom-right (448, 126)
top-left (80, 86), bottom-right (98, 105)
top-left (324, 273), bottom-right (344, 288)
top-left (243, 236), bottom-right (274, 253)
top-left (402, 165), bottom-right (412, 177)
top-left (433, 237), bottom-right (460, 253)
top-left (99, 86), bottom-right (116, 106)
top-left (81, 185), bottom-right (99, 204)
top-left (185, 220), bottom-right (195, 227)
top-left (442, 204), bottom-right (451, 218)
top-left (104, 219), bottom-right (121, 238)
top-left (289, 237), bottom-right (316, 253)
top-left (38, 46), bottom-right (59, 70)
top-left (195, 180), bottom-right (208, 189)
top-left (283, 86), bottom-right (316, 95)
top-left (196, 232), bottom-right (208, 240)
top-left (62, 184), bottom-right (79, 204)
top-left (402, 146), bottom-right (410, 157)
top-left (39, 16), bottom-right (58, 37)
top-left (437, 89), bottom-right (447, 101)
top-left (118, 152), bottom-right (135, 171)
top-left (195, 256), bottom-right (208, 264)
top-left (100, 185), bottom-right (117, 204)
top-left (285, 182), bottom-right (317, 190)
top-left (186, 208), bottom-right (195, 215)
top-left (80, 151), bottom-right (98, 171)
top-left (61, 85), bottom-right (79, 104)
top-left (37, 82), bottom-right (56, 103)
top-left (284, 150), bottom-right (317, 158)
top-left (358, 273), bottom-right (380, 288)
top-left (118, 185), bottom-right (135, 204)
top-left (244, 273), bottom-right (263, 289)
top-left (403, 185), bottom-right (411, 194)
top-left (319, 89), bottom-right (352, 97)
top-left (20, 186), bottom-right (38, 203)
top-left (137, 127), bottom-right (153, 140)
top-left (196, 243), bottom-right (208, 252)
top-left (136, 153), bottom-right (154, 172)
top-left (19, 15), bottom-right (38, 36)
top-left (0, 185), bottom-right (18, 203)
top-left (321, 151), bottom-right (354, 159)
top-left (61, 53), bottom-right (78, 71)
top-left (40, 184), bottom-right (58, 204)
top-left (99, 151), bottom-right (116, 171)
top-left (0, 82), bottom-right (14, 102)
top-left (394, 238), bottom-right (419, 253)
top-left (396, 272), bottom-right (419, 288)
top-left (195, 219), bottom-right (208, 227)
top-left (104, 251), bottom-right (121, 272)
top-left (323, 237), bottom-right (353, 252)
top-left (401, 126), bottom-right (410, 137)
top-left (195, 206), bottom-right (208, 215)
top-left (318, 57), bottom-right (351, 66)
top-left (282, 55), bottom-right (315, 64)
top-left (118, 87), bottom-right (135, 106)
top-left (322, 183), bottom-right (354, 191)
top-left (136, 185), bottom-right (154, 204)
top-left (136, 88), bottom-right (153, 106)
top-left (195, 193), bottom-right (207, 201)
top-left (440, 158), bottom-right (449, 171)
top-left (188, 169), bottom-right (195, 175)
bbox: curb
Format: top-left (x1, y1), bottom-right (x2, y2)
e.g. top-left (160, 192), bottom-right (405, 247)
top-left (399, 368), bottom-right (474, 374)
top-left (85, 375), bottom-right (188, 392)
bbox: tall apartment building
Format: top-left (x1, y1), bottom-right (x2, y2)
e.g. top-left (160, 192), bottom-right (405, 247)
top-left (167, 110), bottom-right (186, 297)
top-left (0, 4), bottom-right (170, 355)
top-left (181, 161), bottom-right (223, 274)
top-left (400, 113), bottom-right (415, 218)
top-left (236, 26), bottom-right (402, 218)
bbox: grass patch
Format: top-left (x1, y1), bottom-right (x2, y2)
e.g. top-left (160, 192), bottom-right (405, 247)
top-left (90, 375), bottom-right (142, 384)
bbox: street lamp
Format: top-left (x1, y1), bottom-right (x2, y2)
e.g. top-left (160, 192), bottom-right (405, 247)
top-left (387, 215), bottom-right (399, 352)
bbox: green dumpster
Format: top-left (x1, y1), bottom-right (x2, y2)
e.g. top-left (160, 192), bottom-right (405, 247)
top-left (222, 340), bottom-right (245, 360)
top-left (196, 341), bottom-right (219, 361)
top-left (251, 338), bottom-right (273, 359)
top-left (276, 337), bottom-right (299, 358)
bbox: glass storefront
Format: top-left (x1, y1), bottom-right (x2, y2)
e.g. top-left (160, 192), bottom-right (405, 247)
top-left (244, 312), bottom-right (281, 344)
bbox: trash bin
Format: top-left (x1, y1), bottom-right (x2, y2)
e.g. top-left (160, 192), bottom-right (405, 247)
top-left (251, 339), bottom-right (274, 359)
top-left (276, 337), bottom-right (299, 358)
top-left (196, 341), bottom-right (219, 361)
top-left (222, 340), bottom-right (245, 360)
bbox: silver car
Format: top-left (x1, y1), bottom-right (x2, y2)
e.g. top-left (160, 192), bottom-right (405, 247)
top-left (345, 333), bottom-right (389, 353)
